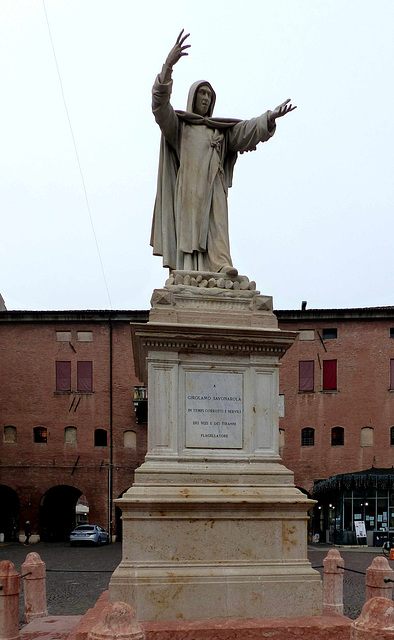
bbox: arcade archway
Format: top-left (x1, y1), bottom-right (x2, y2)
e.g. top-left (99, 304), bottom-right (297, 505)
top-left (0, 486), bottom-right (20, 541)
top-left (40, 485), bottom-right (82, 541)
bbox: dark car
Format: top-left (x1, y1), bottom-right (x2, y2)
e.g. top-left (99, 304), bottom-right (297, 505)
top-left (69, 524), bottom-right (109, 546)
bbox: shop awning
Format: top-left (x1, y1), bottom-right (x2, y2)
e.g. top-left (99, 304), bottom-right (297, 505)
top-left (314, 467), bottom-right (394, 494)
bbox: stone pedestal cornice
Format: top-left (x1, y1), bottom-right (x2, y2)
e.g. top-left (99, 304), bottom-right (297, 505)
top-left (131, 322), bottom-right (297, 384)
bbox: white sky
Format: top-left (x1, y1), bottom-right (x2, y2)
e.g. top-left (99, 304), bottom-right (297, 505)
top-left (1, 0), bottom-right (393, 312)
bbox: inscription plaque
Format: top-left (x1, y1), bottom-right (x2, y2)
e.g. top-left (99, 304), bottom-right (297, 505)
top-left (185, 371), bottom-right (243, 448)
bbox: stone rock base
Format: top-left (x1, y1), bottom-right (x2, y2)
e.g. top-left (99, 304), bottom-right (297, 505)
top-left (109, 481), bottom-right (322, 621)
top-left (70, 592), bottom-right (352, 640)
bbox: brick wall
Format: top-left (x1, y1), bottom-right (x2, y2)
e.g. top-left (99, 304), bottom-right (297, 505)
top-left (276, 312), bottom-right (394, 493)
top-left (0, 312), bottom-right (148, 540)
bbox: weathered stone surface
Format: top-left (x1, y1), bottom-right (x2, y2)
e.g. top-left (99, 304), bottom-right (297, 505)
top-left (351, 597), bottom-right (394, 639)
top-left (111, 309), bottom-right (319, 621)
top-left (88, 602), bottom-right (144, 640)
top-left (22, 552), bottom-right (48, 623)
top-left (323, 549), bottom-right (344, 615)
top-left (0, 561), bottom-right (21, 640)
top-left (366, 556), bottom-right (394, 601)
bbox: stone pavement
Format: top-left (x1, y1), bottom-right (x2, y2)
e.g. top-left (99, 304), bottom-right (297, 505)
top-left (0, 540), bottom-right (122, 626)
top-left (308, 544), bottom-right (394, 619)
top-left (1, 541), bottom-right (393, 626)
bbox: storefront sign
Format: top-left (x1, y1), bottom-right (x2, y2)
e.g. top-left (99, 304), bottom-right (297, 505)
top-left (354, 521), bottom-right (366, 538)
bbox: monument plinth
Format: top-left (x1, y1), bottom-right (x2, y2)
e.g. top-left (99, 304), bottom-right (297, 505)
top-left (109, 275), bottom-right (322, 620)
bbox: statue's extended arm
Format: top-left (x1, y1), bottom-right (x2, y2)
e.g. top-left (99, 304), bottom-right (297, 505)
top-left (268, 99), bottom-right (297, 129)
top-left (158, 30), bottom-right (190, 84)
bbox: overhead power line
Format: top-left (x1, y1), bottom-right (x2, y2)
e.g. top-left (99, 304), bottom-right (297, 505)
top-left (42, 0), bottom-right (113, 309)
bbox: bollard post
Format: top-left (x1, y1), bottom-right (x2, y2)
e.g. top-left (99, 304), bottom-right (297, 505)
top-left (323, 548), bottom-right (345, 615)
top-left (350, 596), bottom-right (394, 639)
top-left (87, 602), bottom-right (144, 640)
top-left (0, 561), bottom-right (21, 640)
top-left (21, 553), bottom-right (48, 623)
top-left (366, 556), bottom-right (394, 602)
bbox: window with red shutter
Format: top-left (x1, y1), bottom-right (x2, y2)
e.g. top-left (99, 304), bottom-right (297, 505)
top-left (323, 360), bottom-right (337, 391)
top-left (56, 361), bottom-right (71, 391)
top-left (77, 361), bottom-right (93, 392)
top-left (299, 361), bottom-right (314, 391)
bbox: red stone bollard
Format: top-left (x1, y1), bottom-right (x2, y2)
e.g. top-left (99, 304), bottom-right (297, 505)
top-left (366, 556), bottom-right (394, 602)
top-left (350, 596), bottom-right (394, 639)
top-left (0, 561), bottom-right (21, 640)
top-left (21, 553), bottom-right (47, 623)
top-left (323, 548), bottom-right (345, 615)
top-left (87, 602), bottom-right (144, 640)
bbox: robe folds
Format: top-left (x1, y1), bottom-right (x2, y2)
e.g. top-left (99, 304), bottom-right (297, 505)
top-left (150, 77), bottom-right (276, 272)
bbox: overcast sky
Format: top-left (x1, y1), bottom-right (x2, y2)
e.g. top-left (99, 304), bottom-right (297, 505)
top-left (1, 0), bottom-right (393, 312)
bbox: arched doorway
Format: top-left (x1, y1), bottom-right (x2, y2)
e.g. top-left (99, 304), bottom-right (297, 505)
top-left (0, 486), bottom-right (20, 541)
top-left (40, 485), bottom-right (82, 541)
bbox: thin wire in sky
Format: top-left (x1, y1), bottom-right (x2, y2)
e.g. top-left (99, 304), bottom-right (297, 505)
top-left (42, 0), bottom-right (113, 309)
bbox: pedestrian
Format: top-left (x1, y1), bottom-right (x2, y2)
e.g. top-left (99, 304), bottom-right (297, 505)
top-left (24, 520), bottom-right (31, 545)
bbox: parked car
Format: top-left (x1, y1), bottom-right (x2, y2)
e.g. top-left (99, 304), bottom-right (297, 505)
top-left (69, 524), bottom-right (109, 546)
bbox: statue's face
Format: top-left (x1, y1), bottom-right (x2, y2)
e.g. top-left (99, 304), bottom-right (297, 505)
top-left (194, 85), bottom-right (212, 116)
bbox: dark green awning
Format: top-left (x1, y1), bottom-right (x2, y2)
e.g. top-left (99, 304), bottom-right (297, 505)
top-left (313, 467), bottom-right (394, 494)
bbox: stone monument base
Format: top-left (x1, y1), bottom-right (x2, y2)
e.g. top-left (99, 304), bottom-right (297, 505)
top-left (110, 480), bottom-right (322, 620)
top-left (110, 276), bottom-right (322, 620)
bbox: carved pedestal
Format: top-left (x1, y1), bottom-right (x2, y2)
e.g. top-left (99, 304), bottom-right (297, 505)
top-left (109, 273), bottom-right (322, 620)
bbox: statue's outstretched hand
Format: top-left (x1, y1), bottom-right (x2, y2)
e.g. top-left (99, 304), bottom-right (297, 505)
top-left (270, 99), bottom-right (297, 124)
top-left (165, 30), bottom-right (191, 68)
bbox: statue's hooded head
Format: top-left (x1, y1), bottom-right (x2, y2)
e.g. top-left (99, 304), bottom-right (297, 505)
top-left (187, 80), bottom-right (216, 117)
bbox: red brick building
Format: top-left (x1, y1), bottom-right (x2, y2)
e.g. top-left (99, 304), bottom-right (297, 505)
top-left (1, 305), bottom-right (393, 546)
top-left (0, 310), bottom-right (148, 542)
top-left (276, 306), bottom-right (394, 545)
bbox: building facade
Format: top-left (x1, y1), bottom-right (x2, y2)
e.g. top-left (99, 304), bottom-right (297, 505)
top-left (0, 310), bottom-right (148, 542)
top-left (1, 305), bottom-right (393, 545)
top-left (276, 306), bottom-right (394, 545)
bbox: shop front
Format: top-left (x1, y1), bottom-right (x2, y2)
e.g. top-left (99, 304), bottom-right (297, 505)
top-left (313, 468), bottom-right (394, 546)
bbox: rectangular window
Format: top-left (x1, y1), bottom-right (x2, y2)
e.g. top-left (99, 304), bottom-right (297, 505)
top-left (56, 331), bottom-right (71, 342)
top-left (56, 361), bottom-right (71, 391)
top-left (299, 361), bottom-right (314, 391)
top-left (390, 328), bottom-right (394, 338)
top-left (390, 359), bottom-right (394, 390)
top-left (299, 330), bottom-right (315, 341)
top-left (77, 331), bottom-right (93, 342)
top-left (323, 360), bottom-right (337, 390)
top-left (322, 328), bottom-right (337, 340)
top-left (77, 361), bottom-right (93, 392)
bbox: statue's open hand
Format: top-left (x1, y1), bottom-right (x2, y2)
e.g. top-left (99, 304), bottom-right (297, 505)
top-left (271, 99), bottom-right (297, 121)
top-left (165, 30), bottom-right (191, 68)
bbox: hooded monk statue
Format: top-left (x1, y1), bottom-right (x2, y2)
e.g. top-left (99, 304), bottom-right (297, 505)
top-left (150, 30), bottom-right (296, 277)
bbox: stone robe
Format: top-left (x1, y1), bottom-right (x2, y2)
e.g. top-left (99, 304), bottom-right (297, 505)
top-left (151, 77), bottom-right (276, 272)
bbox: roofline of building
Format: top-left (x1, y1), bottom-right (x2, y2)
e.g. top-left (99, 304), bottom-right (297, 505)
top-left (0, 309), bottom-right (150, 323)
top-left (0, 305), bottom-right (393, 323)
top-left (274, 306), bottom-right (394, 322)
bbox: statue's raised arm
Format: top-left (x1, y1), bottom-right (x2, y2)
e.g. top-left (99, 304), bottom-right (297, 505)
top-left (151, 31), bottom-right (297, 277)
top-left (158, 30), bottom-right (190, 84)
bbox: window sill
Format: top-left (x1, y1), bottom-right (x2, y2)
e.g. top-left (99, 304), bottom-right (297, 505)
top-left (321, 389), bottom-right (339, 393)
top-left (298, 390), bottom-right (315, 394)
top-left (54, 391), bottom-right (94, 395)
